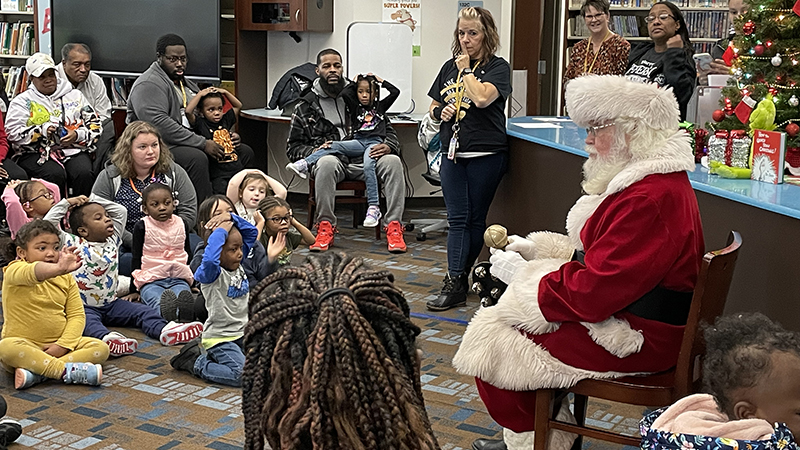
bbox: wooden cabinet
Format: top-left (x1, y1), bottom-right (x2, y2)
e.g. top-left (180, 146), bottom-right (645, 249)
top-left (236, 0), bottom-right (332, 32)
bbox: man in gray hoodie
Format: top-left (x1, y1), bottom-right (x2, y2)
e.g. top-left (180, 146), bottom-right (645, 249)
top-left (127, 34), bottom-right (252, 202)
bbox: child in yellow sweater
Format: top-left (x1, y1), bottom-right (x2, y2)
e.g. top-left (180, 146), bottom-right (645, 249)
top-left (0, 220), bottom-right (109, 390)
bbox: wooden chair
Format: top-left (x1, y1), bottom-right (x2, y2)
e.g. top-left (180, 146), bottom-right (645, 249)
top-left (307, 178), bottom-right (382, 240)
top-left (532, 231), bottom-right (743, 450)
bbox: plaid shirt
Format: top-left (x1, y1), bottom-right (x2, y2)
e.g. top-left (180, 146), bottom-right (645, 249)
top-left (286, 89), bottom-right (400, 163)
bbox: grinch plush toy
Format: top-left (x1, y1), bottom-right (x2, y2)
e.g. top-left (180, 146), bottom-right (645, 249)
top-left (711, 94), bottom-right (776, 179)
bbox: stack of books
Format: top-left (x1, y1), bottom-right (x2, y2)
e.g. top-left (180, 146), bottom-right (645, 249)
top-left (0, 22), bottom-right (34, 56)
top-left (3, 65), bottom-right (28, 98)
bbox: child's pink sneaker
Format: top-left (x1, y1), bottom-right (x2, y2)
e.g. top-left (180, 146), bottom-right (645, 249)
top-left (160, 321), bottom-right (204, 346)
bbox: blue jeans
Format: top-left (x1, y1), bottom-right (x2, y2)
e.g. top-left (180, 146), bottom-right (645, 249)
top-left (83, 300), bottom-right (168, 340)
top-left (304, 137), bottom-right (382, 205)
top-left (439, 152), bottom-right (508, 276)
top-left (194, 338), bottom-right (245, 387)
top-left (139, 278), bottom-right (192, 312)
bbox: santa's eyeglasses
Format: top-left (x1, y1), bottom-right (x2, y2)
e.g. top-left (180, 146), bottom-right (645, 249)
top-left (585, 122), bottom-right (615, 137)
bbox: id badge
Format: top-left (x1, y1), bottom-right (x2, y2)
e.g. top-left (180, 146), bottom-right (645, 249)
top-left (448, 136), bottom-right (458, 160)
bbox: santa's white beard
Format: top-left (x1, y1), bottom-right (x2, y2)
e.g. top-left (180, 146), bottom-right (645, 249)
top-left (582, 141), bottom-right (631, 195)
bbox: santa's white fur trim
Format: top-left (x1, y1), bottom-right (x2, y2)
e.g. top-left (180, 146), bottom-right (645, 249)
top-left (526, 231), bottom-right (574, 260)
top-left (504, 258), bottom-right (565, 335)
top-left (565, 75), bottom-right (680, 131)
top-left (565, 194), bottom-right (607, 250)
top-left (502, 398), bottom-right (578, 450)
top-left (453, 308), bottom-right (643, 390)
top-left (605, 131), bottom-right (695, 196)
top-left (582, 317), bottom-right (644, 358)
top-left (453, 257), bottom-right (646, 390)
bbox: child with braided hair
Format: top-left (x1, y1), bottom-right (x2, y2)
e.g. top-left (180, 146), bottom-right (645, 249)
top-left (170, 210), bottom-right (259, 387)
top-left (242, 252), bottom-right (439, 450)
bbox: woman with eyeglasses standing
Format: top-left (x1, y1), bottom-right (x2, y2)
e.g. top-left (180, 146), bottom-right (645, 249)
top-left (564, 0), bottom-right (630, 83)
top-left (625, 1), bottom-right (696, 121)
top-left (425, 6), bottom-right (511, 312)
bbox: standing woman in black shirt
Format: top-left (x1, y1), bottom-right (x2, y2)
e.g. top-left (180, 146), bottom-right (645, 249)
top-left (624, 1), bottom-right (696, 121)
top-left (425, 6), bottom-right (511, 312)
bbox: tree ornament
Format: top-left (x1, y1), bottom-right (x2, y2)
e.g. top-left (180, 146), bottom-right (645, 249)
top-left (790, 95), bottom-right (799, 107)
top-left (743, 20), bottom-right (755, 35)
top-left (754, 44), bottom-right (765, 56)
top-left (735, 95), bottom-right (757, 123)
top-left (733, 68), bottom-right (743, 78)
top-left (712, 109), bottom-right (726, 122)
top-left (772, 54), bottom-right (782, 66)
top-left (787, 123), bottom-right (799, 138)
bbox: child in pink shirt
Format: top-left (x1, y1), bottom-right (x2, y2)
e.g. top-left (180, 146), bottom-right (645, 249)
top-left (2, 179), bottom-right (61, 238)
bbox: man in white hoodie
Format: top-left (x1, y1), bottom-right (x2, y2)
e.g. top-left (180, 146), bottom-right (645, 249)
top-left (5, 53), bottom-right (102, 197)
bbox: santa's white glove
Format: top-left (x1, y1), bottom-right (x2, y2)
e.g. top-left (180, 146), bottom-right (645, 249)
top-left (504, 235), bottom-right (537, 260)
top-left (489, 249), bottom-right (528, 284)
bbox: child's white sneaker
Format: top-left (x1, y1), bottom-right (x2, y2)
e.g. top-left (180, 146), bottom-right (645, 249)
top-left (63, 363), bottom-right (102, 386)
top-left (14, 368), bottom-right (46, 390)
top-left (102, 332), bottom-right (138, 356)
top-left (286, 160), bottom-right (309, 179)
top-left (160, 321), bottom-right (204, 346)
top-left (363, 205), bottom-right (382, 227)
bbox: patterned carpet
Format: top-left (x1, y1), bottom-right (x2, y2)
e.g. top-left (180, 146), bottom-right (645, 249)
top-left (0, 203), bottom-right (645, 450)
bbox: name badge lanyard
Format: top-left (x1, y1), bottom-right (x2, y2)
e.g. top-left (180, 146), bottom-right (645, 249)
top-left (448, 61), bottom-right (480, 161)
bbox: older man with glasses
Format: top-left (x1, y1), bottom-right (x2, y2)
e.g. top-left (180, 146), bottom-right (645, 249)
top-left (455, 75), bottom-right (705, 450)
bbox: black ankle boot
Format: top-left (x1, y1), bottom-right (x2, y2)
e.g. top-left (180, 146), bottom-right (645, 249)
top-left (426, 273), bottom-right (468, 311)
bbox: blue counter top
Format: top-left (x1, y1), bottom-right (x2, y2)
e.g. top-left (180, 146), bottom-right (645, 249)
top-left (507, 116), bottom-right (800, 220)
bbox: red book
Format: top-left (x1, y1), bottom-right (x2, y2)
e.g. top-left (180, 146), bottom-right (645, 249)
top-left (751, 129), bottom-right (787, 184)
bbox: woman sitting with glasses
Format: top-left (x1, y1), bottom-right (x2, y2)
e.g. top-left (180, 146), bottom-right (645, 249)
top-left (624, 1), bottom-right (696, 121)
top-left (564, 0), bottom-right (630, 83)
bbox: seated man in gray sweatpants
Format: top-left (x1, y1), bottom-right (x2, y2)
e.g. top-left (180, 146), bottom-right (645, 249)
top-left (286, 48), bottom-right (407, 253)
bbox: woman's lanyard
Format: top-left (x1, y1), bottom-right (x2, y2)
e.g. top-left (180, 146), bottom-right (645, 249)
top-left (448, 60), bottom-right (481, 161)
top-left (129, 169), bottom-right (157, 203)
top-left (583, 30), bottom-right (611, 75)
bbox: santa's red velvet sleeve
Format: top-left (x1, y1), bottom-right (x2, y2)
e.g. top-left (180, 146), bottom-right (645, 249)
top-left (538, 180), bottom-right (699, 323)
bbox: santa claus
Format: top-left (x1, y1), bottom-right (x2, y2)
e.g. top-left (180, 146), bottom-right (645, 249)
top-left (453, 75), bottom-right (705, 450)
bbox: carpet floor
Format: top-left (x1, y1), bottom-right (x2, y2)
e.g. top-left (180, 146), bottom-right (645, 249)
top-left (0, 204), bottom-right (645, 450)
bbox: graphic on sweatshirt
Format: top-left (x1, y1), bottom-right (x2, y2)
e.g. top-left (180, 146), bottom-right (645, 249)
top-left (26, 101), bottom-right (50, 126)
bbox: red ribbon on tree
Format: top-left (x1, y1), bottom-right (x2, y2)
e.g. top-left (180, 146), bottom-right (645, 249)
top-left (695, 128), bottom-right (708, 163)
top-left (794, 0), bottom-right (800, 17)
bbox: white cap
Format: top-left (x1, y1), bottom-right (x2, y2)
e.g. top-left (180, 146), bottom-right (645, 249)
top-left (26, 52), bottom-right (56, 77)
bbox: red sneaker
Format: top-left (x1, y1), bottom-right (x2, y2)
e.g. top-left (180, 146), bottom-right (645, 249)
top-left (310, 220), bottom-right (336, 252)
top-left (385, 220), bottom-right (407, 253)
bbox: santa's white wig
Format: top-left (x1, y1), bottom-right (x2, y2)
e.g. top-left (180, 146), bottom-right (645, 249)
top-left (565, 75), bottom-right (692, 162)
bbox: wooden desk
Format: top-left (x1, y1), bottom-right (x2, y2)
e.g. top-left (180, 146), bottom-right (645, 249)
top-left (238, 108), bottom-right (432, 196)
top-left (240, 108), bottom-right (427, 127)
top-left (489, 116), bottom-right (800, 330)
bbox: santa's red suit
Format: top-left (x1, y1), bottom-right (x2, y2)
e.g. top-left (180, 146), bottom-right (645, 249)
top-left (452, 75), bottom-right (705, 439)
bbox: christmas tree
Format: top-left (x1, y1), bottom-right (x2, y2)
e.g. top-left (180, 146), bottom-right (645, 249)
top-left (712, 0), bottom-right (800, 145)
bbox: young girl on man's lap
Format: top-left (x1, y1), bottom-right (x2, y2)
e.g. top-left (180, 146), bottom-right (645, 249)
top-left (285, 73), bottom-right (399, 227)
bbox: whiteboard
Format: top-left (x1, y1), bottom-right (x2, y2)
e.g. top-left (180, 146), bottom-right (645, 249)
top-left (347, 22), bottom-right (413, 113)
